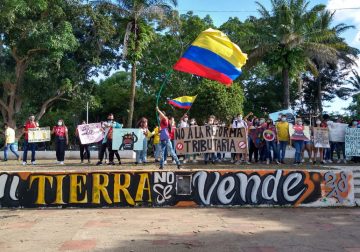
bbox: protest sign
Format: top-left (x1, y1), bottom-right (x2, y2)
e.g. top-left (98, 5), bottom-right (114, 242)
top-left (328, 123), bottom-right (347, 142)
top-left (174, 125), bottom-right (247, 155)
top-left (112, 128), bottom-right (145, 151)
top-left (289, 124), bottom-right (310, 141)
top-left (313, 127), bottom-right (330, 148)
top-left (263, 129), bottom-right (275, 141)
top-left (28, 127), bottom-right (51, 143)
top-left (77, 123), bottom-right (104, 145)
top-left (269, 109), bottom-right (295, 124)
top-left (345, 128), bottom-right (360, 157)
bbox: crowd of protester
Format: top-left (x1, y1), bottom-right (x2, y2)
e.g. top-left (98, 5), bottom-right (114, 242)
top-left (2, 111), bottom-right (360, 168)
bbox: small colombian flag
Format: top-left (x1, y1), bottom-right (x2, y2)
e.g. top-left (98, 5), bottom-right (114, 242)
top-left (168, 96), bottom-right (197, 109)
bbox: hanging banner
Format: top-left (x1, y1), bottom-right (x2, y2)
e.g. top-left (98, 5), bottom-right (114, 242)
top-left (345, 128), bottom-right (360, 157)
top-left (28, 127), bottom-right (51, 143)
top-left (112, 128), bottom-right (145, 151)
top-left (313, 127), bottom-right (330, 148)
top-left (269, 109), bottom-right (296, 124)
top-left (77, 123), bottom-right (104, 145)
top-left (174, 125), bottom-right (247, 155)
top-left (289, 124), bottom-right (310, 141)
top-left (328, 123), bottom-right (347, 142)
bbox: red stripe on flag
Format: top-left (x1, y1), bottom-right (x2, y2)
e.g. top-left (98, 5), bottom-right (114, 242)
top-left (173, 58), bottom-right (232, 86)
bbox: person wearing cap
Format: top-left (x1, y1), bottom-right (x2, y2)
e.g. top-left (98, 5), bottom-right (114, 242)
top-left (51, 119), bottom-right (69, 165)
top-left (22, 115), bottom-right (39, 165)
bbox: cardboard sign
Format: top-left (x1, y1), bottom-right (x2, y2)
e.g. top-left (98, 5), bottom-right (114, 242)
top-left (328, 123), bottom-right (347, 142)
top-left (289, 124), bottom-right (310, 141)
top-left (174, 125), bottom-right (247, 154)
top-left (269, 109), bottom-right (295, 124)
top-left (263, 129), bottom-right (275, 141)
top-left (28, 127), bottom-right (51, 143)
top-left (112, 128), bottom-right (145, 151)
top-left (313, 127), bottom-right (330, 148)
top-left (345, 128), bottom-right (360, 157)
top-left (77, 123), bottom-right (104, 145)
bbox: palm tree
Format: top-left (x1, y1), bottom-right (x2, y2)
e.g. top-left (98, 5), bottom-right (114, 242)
top-left (97, 0), bottom-right (177, 127)
top-left (247, 0), bottom-right (352, 108)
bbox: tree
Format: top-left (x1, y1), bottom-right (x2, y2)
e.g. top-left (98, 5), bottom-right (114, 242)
top-left (246, 0), bottom-right (350, 108)
top-left (347, 70), bottom-right (360, 116)
top-left (0, 0), bottom-right (119, 133)
top-left (98, 0), bottom-right (178, 127)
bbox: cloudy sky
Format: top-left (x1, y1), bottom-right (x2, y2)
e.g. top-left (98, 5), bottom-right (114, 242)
top-left (176, 0), bottom-right (360, 113)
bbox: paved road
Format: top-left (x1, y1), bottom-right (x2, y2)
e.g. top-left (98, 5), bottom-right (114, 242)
top-left (0, 208), bottom-right (359, 252)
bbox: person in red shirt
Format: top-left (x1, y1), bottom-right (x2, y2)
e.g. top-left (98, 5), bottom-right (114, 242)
top-left (51, 119), bottom-right (69, 165)
top-left (22, 115), bottom-right (39, 165)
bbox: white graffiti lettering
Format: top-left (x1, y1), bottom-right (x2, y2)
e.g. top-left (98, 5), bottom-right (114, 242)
top-left (0, 174), bottom-right (20, 201)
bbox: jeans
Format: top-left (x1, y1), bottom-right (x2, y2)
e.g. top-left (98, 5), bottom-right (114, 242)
top-left (160, 139), bottom-right (179, 168)
top-left (259, 144), bottom-right (267, 161)
top-left (266, 141), bottom-right (278, 161)
top-left (330, 142), bottom-right (336, 160)
top-left (4, 143), bottom-right (19, 160)
top-left (80, 144), bottom-right (90, 161)
top-left (136, 138), bottom-right (148, 163)
top-left (278, 141), bottom-right (288, 161)
top-left (335, 142), bottom-right (346, 160)
top-left (55, 137), bottom-right (66, 162)
top-left (249, 140), bottom-right (258, 162)
top-left (154, 144), bottom-right (161, 160)
top-left (22, 140), bottom-right (36, 162)
top-left (293, 140), bottom-right (304, 163)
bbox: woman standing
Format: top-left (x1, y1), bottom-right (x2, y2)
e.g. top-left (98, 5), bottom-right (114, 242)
top-left (292, 118), bottom-right (305, 165)
top-left (52, 119), bottom-right (68, 165)
top-left (75, 120), bottom-right (90, 164)
top-left (312, 118), bottom-right (326, 164)
top-left (136, 117), bottom-right (149, 164)
top-left (265, 119), bottom-right (280, 165)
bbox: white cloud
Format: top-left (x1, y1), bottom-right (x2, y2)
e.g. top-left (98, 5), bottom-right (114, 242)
top-left (327, 0), bottom-right (360, 45)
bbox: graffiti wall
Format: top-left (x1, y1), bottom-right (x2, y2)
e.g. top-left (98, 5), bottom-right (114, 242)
top-left (0, 169), bottom-right (354, 208)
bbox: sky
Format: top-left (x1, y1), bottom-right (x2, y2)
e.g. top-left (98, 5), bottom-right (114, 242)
top-left (175, 0), bottom-right (360, 114)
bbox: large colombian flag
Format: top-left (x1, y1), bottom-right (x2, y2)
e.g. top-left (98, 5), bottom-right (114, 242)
top-left (173, 28), bottom-right (247, 86)
top-left (168, 95), bottom-right (197, 109)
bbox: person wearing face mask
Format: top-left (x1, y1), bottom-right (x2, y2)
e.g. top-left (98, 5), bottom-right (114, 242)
top-left (276, 114), bottom-right (290, 164)
top-left (257, 118), bottom-right (267, 163)
top-left (179, 114), bottom-right (191, 163)
top-left (301, 119), bottom-right (313, 163)
top-left (265, 119), bottom-right (280, 165)
top-left (292, 118), bottom-right (305, 165)
top-left (312, 118), bottom-right (326, 164)
top-left (96, 113), bottom-right (122, 166)
top-left (135, 117), bottom-right (149, 164)
top-left (22, 115), bottom-right (39, 165)
top-left (52, 119), bottom-right (69, 165)
top-left (204, 115), bottom-right (217, 164)
top-left (189, 118), bottom-right (198, 163)
top-left (232, 114), bottom-right (249, 164)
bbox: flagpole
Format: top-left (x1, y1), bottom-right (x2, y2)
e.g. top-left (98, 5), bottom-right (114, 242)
top-left (156, 70), bottom-right (173, 125)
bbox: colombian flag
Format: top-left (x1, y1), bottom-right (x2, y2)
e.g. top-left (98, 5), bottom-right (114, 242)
top-left (173, 28), bottom-right (247, 86)
top-left (168, 96), bottom-right (197, 109)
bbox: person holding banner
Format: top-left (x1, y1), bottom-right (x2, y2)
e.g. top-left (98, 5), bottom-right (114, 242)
top-left (75, 120), bottom-right (91, 164)
top-left (52, 119), bottom-right (69, 165)
top-left (276, 114), bottom-right (289, 164)
top-left (156, 107), bottom-right (181, 169)
top-left (312, 119), bottom-right (325, 164)
top-left (3, 123), bottom-right (20, 161)
top-left (204, 115), bottom-right (217, 164)
top-left (292, 118), bottom-right (305, 165)
top-left (96, 114), bottom-right (122, 166)
top-left (232, 114), bottom-right (248, 164)
top-left (264, 119), bottom-right (279, 165)
top-left (22, 115), bottom-right (39, 165)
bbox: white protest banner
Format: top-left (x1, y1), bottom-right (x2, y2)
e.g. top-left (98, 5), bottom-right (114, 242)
top-left (328, 123), bottom-right (347, 142)
top-left (174, 125), bottom-right (247, 155)
top-left (345, 128), bottom-right (360, 157)
top-left (28, 127), bottom-right (51, 143)
top-left (77, 123), bottom-right (104, 145)
top-left (313, 127), bottom-right (330, 148)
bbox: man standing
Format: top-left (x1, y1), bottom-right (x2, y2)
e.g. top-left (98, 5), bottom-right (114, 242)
top-left (96, 114), bottom-right (122, 166)
top-left (276, 114), bottom-right (290, 164)
top-left (4, 123), bottom-right (20, 161)
top-left (22, 115), bottom-right (39, 165)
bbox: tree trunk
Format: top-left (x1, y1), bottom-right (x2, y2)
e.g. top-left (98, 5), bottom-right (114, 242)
top-left (127, 62), bottom-right (136, 127)
top-left (317, 78), bottom-right (323, 114)
top-left (282, 68), bottom-right (290, 108)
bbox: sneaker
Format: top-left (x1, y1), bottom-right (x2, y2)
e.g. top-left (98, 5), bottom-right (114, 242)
top-left (159, 166), bottom-right (164, 170)
top-left (164, 160), bottom-right (167, 165)
top-left (275, 160), bottom-right (280, 165)
top-left (22, 161), bottom-right (27, 166)
top-left (108, 161), bottom-right (115, 165)
top-left (245, 161), bottom-right (251, 165)
top-left (301, 159), bottom-right (305, 163)
top-left (182, 159), bottom-right (187, 164)
top-left (235, 160), bottom-right (241, 165)
top-left (217, 159), bottom-right (222, 163)
top-left (337, 159), bottom-right (342, 164)
top-left (172, 160), bottom-right (176, 164)
top-left (293, 162), bottom-right (298, 165)
top-left (309, 159), bottom-right (313, 163)
top-left (266, 160), bottom-right (270, 165)
top-left (81, 160), bottom-right (84, 164)
top-left (192, 160), bottom-right (198, 163)
top-left (327, 160), bottom-right (333, 163)
top-left (60, 161), bottom-right (64, 165)
top-left (96, 161), bottom-right (103, 166)
top-left (118, 161), bottom-right (121, 165)
top-left (31, 161), bottom-right (36, 165)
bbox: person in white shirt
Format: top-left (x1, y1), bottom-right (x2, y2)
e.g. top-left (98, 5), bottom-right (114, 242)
top-left (4, 123), bottom-right (20, 161)
top-left (232, 114), bottom-right (249, 164)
